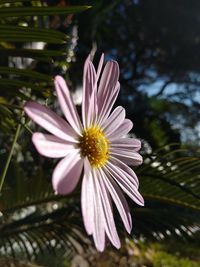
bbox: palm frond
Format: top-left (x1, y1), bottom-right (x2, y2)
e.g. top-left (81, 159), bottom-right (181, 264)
top-left (139, 144), bottom-right (200, 210)
top-left (130, 144), bottom-right (200, 240)
top-left (0, 159), bottom-right (89, 259)
top-left (0, 144), bottom-right (200, 259)
top-left (0, 1), bottom-right (90, 133)
top-left (0, 6), bottom-right (90, 18)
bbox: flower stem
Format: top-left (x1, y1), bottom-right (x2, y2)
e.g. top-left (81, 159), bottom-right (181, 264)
top-left (0, 123), bottom-right (21, 192)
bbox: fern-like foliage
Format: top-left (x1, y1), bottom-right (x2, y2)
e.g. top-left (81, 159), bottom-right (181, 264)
top-left (0, 157), bottom-right (89, 259)
top-left (133, 144), bottom-right (200, 240)
top-left (140, 144), bottom-right (200, 210)
top-left (0, 144), bottom-right (200, 260)
top-left (0, 0), bottom-right (90, 135)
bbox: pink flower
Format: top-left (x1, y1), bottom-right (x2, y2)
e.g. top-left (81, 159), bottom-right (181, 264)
top-left (24, 54), bottom-right (144, 251)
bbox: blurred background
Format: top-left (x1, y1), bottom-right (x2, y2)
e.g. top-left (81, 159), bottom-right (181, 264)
top-left (0, 0), bottom-right (200, 266)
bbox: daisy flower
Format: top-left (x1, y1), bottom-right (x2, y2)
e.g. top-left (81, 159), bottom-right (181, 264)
top-left (24, 54), bottom-right (144, 251)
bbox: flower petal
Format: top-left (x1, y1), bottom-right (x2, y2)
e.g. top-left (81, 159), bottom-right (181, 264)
top-left (92, 169), bottom-right (106, 252)
top-left (109, 156), bottom-right (139, 188)
top-left (110, 148), bottom-right (143, 166)
top-left (110, 138), bottom-right (141, 152)
top-left (97, 81), bottom-right (120, 125)
top-left (99, 168), bottom-right (132, 233)
top-left (87, 84), bottom-right (98, 127)
top-left (96, 169), bottom-right (121, 249)
top-left (81, 158), bottom-right (94, 235)
top-left (52, 150), bottom-right (83, 195)
top-left (32, 132), bottom-right (75, 158)
top-left (108, 119), bottom-right (133, 140)
top-left (54, 76), bottom-right (83, 135)
top-left (82, 57), bottom-right (97, 128)
top-left (24, 102), bottom-right (77, 142)
top-left (98, 60), bottom-right (119, 110)
top-left (104, 161), bottom-right (144, 206)
top-left (102, 106), bottom-right (126, 137)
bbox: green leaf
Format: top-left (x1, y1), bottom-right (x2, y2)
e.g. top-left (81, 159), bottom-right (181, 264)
top-left (0, 0), bottom-right (38, 3)
top-left (0, 67), bottom-right (52, 81)
top-left (139, 145), bottom-right (200, 211)
top-left (0, 6), bottom-right (91, 18)
top-left (0, 25), bottom-right (68, 43)
top-left (0, 78), bottom-right (47, 90)
top-left (0, 48), bottom-right (65, 63)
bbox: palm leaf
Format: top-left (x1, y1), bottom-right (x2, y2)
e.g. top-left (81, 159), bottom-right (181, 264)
top-left (0, 25), bottom-right (68, 43)
top-left (0, 159), bottom-right (89, 259)
top-left (130, 144), bottom-right (200, 240)
top-left (0, 6), bottom-right (90, 18)
top-left (139, 144), bottom-right (200, 210)
top-left (0, 67), bottom-right (52, 81)
top-left (0, 144), bottom-right (200, 259)
top-left (0, 1), bottom-right (90, 133)
top-left (0, 48), bottom-right (67, 59)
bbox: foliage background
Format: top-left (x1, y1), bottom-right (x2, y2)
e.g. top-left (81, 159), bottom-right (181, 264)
top-left (0, 0), bottom-right (200, 266)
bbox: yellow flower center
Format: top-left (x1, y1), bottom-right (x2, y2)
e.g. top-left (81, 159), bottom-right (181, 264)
top-left (79, 126), bottom-right (109, 168)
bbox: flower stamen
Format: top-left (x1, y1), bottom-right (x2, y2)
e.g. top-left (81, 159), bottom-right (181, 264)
top-left (79, 126), bottom-right (109, 167)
